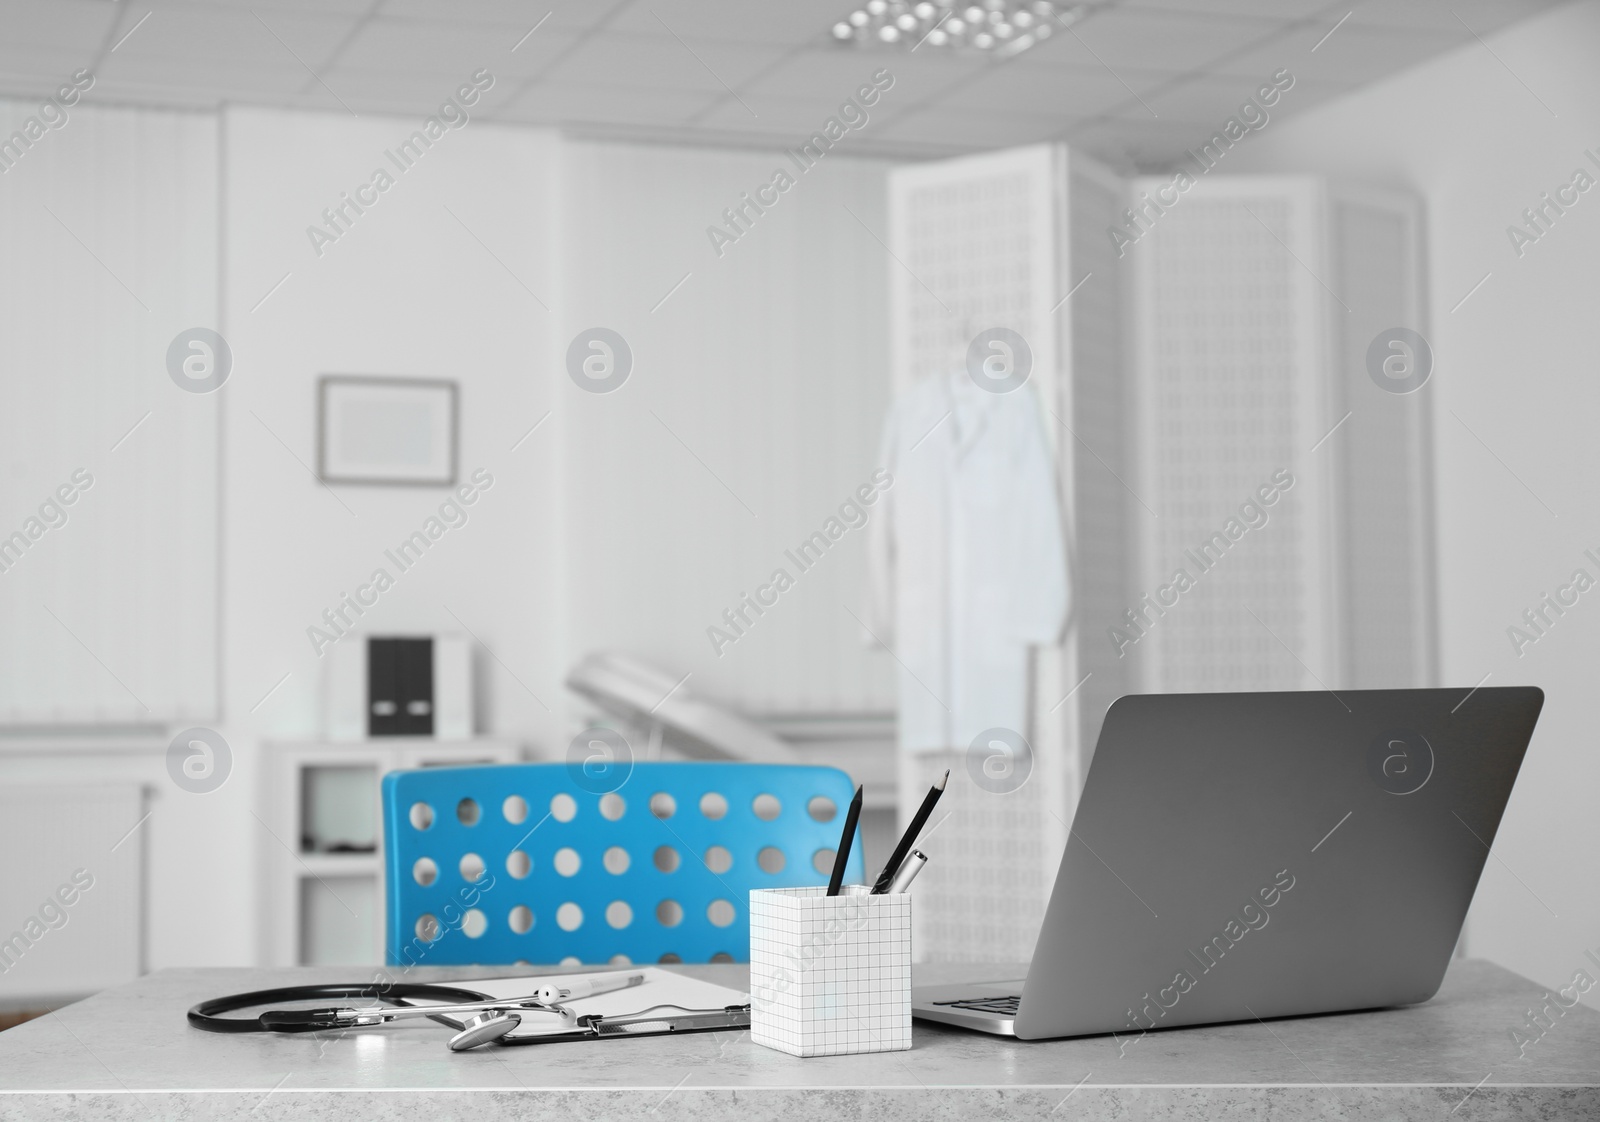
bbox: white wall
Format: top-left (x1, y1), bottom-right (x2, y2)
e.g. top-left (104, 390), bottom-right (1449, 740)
top-left (211, 113), bottom-right (895, 963)
top-left (0, 99), bottom-right (235, 985)
top-left (221, 104), bottom-right (561, 738)
top-left (0, 100), bottom-right (217, 723)
top-left (1226, 0), bottom-right (1600, 1003)
top-left (558, 140), bottom-right (896, 718)
top-left (219, 104), bottom-right (562, 962)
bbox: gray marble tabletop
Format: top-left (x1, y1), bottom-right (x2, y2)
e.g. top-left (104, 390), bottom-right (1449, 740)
top-left (0, 959), bottom-right (1595, 1120)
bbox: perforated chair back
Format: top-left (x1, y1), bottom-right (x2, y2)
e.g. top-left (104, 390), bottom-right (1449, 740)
top-left (381, 762), bottom-right (862, 967)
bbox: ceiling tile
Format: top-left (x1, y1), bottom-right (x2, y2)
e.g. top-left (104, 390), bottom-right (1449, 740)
top-left (487, 26), bottom-right (583, 80)
top-left (741, 47), bottom-right (983, 106)
top-left (377, 0), bottom-right (627, 32)
top-left (608, 0), bottom-right (850, 46)
top-left (1347, 0), bottom-right (1563, 33)
top-left (1210, 19), bottom-right (1464, 86)
top-left (1088, 81), bottom-right (1373, 169)
top-left (542, 32), bottom-right (793, 94)
top-left (169, 0), bottom-right (376, 14)
top-left (1117, 0), bottom-right (1343, 18)
top-left (0, 0), bottom-right (119, 48)
top-left (89, 55), bottom-right (309, 98)
top-left (1127, 72), bottom-right (1353, 126)
top-left (105, 7), bottom-right (360, 71)
top-left (1055, 6), bottom-right (1290, 73)
top-left (947, 58), bottom-right (1170, 117)
top-left (335, 16), bottom-right (559, 77)
top-left (497, 81), bottom-right (716, 126)
top-left (68, 78), bottom-right (227, 111)
top-left (0, 48), bottom-right (95, 90)
top-left (877, 105), bottom-right (1080, 149)
top-left (692, 94), bottom-right (869, 134)
top-left (313, 68), bottom-right (522, 116)
top-left (331, 28), bottom-right (578, 85)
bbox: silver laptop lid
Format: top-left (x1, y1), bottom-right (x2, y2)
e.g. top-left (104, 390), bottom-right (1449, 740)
top-left (1013, 687), bottom-right (1543, 1040)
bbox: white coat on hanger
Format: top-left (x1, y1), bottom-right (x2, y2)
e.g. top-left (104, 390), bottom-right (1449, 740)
top-left (866, 368), bottom-right (1068, 752)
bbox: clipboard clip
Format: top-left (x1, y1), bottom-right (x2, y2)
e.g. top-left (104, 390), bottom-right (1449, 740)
top-left (548, 1003), bottom-right (752, 1040)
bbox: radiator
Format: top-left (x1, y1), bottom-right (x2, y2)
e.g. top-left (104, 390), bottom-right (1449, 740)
top-left (0, 783), bottom-right (145, 1004)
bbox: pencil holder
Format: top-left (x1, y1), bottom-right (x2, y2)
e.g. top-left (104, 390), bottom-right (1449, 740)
top-left (748, 886), bottom-right (912, 1057)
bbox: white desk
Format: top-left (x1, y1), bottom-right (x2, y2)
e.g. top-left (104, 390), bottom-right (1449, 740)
top-left (0, 959), bottom-right (1595, 1120)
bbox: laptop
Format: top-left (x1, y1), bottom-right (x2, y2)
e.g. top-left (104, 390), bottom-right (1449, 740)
top-left (912, 686), bottom-right (1543, 1039)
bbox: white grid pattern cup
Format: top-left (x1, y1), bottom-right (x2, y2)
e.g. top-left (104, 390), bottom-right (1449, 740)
top-left (749, 885), bottom-right (912, 1057)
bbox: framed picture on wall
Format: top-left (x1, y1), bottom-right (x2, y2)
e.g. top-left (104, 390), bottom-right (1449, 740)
top-left (317, 376), bottom-right (458, 486)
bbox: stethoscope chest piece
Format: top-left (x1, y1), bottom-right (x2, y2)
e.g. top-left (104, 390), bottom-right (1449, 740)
top-left (449, 1010), bottom-right (522, 1051)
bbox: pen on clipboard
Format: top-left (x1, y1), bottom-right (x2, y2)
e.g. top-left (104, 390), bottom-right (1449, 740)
top-left (535, 971), bottom-right (645, 1006)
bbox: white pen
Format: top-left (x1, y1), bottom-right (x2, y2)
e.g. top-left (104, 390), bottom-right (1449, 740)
top-left (535, 971), bottom-right (646, 1006)
top-left (887, 849), bottom-right (928, 894)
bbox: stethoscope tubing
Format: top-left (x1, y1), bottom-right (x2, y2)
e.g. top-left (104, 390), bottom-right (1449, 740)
top-left (188, 983), bottom-right (494, 1034)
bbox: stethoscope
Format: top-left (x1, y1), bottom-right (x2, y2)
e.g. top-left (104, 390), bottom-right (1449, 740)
top-left (185, 972), bottom-right (726, 1052)
top-left (188, 975), bottom-right (641, 1051)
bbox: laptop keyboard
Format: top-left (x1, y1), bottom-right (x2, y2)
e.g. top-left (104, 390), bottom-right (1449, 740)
top-left (932, 995), bottom-right (1021, 1016)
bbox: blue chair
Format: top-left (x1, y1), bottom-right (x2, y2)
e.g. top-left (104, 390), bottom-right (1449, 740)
top-left (381, 761), bottom-right (862, 967)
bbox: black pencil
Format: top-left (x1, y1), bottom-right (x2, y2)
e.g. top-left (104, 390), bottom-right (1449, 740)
top-left (826, 785), bottom-right (864, 897)
top-left (872, 769), bottom-right (948, 893)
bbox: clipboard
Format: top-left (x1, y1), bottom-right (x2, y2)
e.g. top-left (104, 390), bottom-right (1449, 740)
top-left (424, 967), bottom-right (752, 1046)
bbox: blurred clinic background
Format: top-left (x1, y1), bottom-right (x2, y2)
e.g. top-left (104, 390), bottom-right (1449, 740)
top-left (1, 0), bottom-right (1596, 1022)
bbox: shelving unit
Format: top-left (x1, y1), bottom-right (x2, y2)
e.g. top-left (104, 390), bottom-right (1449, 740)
top-left (258, 739), bottom-right (520, 966)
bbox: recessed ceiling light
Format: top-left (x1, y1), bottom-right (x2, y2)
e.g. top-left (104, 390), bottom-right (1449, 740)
top-left (828, 0), bottom-right (1088, 55)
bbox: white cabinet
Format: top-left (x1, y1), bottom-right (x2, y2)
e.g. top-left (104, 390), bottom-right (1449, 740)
top-left (258, 739), bottom-right (519, 966)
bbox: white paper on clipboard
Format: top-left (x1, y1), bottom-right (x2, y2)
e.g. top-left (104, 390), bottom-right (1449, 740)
top-left (430, 967), bottom-right (750, 1039)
